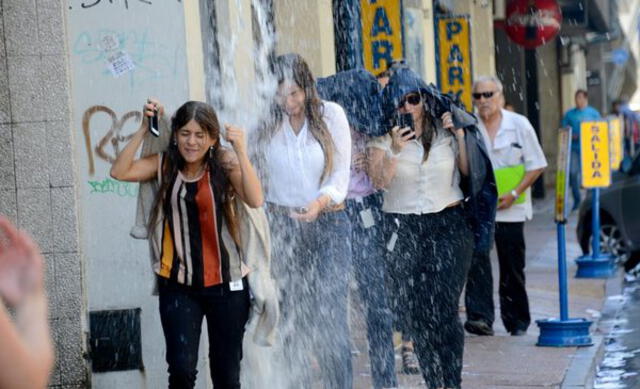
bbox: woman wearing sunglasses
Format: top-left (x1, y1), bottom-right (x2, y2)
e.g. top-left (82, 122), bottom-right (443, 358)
top-left (368, 67), bottom-right (473, 389)
top-left (257, 53), bottom-right (353, 388)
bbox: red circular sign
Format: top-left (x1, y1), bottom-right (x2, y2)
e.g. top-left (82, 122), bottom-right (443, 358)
top-left (505, 0), bottom-right (562, 49)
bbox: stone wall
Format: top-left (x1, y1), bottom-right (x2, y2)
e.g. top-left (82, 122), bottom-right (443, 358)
top-left (0, 0), bottom-right (88, 387)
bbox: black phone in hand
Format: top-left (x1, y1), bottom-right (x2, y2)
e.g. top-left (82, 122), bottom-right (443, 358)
top-left (395, 113), bottom-right (415, 140)
top-left (148, 109), bottom-right (159, 137)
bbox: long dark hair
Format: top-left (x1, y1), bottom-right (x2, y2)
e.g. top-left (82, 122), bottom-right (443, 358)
top-left (149, 101), bottom-right (240, 245)
top-left (419, 96), bottom-right (437, 162)
top-left (260, 53), bottom-right (335, 183)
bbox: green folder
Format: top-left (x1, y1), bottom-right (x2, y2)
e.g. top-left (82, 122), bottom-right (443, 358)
top-left (494, 164), bottom-right (526, 204)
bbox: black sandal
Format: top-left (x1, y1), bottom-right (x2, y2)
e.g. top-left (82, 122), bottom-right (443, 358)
top-left (401, 345), bottom-right (420, 375)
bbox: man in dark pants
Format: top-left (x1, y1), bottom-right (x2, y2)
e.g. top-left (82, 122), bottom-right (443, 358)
top-left (465, 76), bottom-right (547, 336)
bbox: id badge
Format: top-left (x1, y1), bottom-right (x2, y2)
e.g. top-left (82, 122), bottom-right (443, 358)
top-left (360, 208), bottom-right (375, 229)
top-left (386, 232), bottom-right (398, 252)
top-left (229, 279), bottom-right (244, 291)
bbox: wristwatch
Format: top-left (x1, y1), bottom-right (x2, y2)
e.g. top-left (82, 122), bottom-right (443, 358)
top-left (511, 189), bottom-right (519, 198)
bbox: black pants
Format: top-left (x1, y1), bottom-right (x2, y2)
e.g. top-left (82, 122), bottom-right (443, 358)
top-left (387, 206), bottom-right (473, 389)
top-left (345, 193), bottom-right (397, 389)
top-left (464, 249), bottom-right (495, 326)
top-left (158, 278), bottom-right (250, 389)
top-left (495, 222), bottom-right (531, 332)
top-left (268, 210), bottom-right (353, 389)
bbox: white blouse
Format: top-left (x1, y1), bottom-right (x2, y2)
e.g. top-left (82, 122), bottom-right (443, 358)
top-left (368, 128), bottom-right (464, 215)
top-left (477, 109), bottom-right (547, 222)
top-left (265, 101), bottom-right (352, 208)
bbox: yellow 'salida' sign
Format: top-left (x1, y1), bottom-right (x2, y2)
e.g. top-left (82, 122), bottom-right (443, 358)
top-left (580, 121), bottom-right (611, 188)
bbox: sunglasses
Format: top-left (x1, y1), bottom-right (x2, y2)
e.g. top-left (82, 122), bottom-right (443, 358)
top-left (472, 91), bottom-right (497, 100)
top-left (398, 93), bottom-right (422, 107)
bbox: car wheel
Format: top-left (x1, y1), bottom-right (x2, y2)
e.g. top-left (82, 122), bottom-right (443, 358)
top-left (592, 224), bottom-right (630, 265)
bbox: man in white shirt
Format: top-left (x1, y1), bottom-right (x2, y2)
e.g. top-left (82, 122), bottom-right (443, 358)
top-left (465, 75), bottom-right (547, 336)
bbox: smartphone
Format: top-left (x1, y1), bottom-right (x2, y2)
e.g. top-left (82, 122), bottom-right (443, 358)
top-left (148, 108), bottom-right (160, 137)
top-left (396, 113), bottom-right (415, 140)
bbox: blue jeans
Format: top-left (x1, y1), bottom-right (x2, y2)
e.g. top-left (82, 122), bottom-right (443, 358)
top-left (268, 209), bottom-right (353, 389)
top-left (346, 193), bottom-right (397, 389)
top-left (570, 149), bottom-right (582, 208)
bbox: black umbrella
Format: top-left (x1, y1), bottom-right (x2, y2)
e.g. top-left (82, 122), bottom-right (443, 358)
top-left (316, 68), bottom-right (386, 136)
top-left (380, 66), bottom-right (477, 131)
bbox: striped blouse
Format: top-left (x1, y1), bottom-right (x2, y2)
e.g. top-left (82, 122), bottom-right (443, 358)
top-left (156, 167), bottom-right (231, 287)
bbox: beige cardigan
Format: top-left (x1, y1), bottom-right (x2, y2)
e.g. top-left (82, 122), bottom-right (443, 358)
top-left (131, 117), bottom-right (278, 346)
top-left (223, 199), bottom-right (279, 346)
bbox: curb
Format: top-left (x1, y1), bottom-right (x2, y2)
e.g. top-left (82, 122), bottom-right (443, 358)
top-left (560, 269), bottom-right (624, 388)
top-left (561, 335), bottom-right (604, 389)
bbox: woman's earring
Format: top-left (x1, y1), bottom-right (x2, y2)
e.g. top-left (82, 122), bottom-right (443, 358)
top-left (209, 145), bottom-right (214, 160)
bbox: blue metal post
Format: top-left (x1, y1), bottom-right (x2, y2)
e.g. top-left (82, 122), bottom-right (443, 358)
top-left (538, 219), bottom-right (593, 346)
top-left (557, 222), bottom-right (569, 321)
top-left (591, 188), bottom-right (600, 257)
top-left (576, 179), bottom-right (615, 277)
top-left (537, 126), bottom-right (593, 346)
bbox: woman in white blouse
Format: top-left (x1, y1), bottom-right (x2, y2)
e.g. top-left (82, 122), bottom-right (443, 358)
top-left (259, 53), bottom-right (353, 389)
top-left (368, 69), bottom-right (473, 389)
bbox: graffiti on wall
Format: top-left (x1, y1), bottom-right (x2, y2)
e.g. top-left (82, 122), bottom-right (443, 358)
top-left (71, 0), bottom-right (181, 10)
top-left (88, 178), bottom-right (138, 197)
top-left (72, 28), bottom-right (183, 87)
top-left (82, 105), bottom-right (141, 176)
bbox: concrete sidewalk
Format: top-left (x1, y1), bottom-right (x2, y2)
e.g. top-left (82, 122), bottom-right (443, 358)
top-left (350, 199), bottom-right (617, 388)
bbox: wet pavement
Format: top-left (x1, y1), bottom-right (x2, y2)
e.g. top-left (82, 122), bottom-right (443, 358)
top-left (348, 198), bottom-right (616, 388)
top-left (593, 276), bottom-right (640, 389)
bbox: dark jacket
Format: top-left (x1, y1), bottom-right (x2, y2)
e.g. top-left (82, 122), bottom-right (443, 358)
top-left (461, 125), bottom-right (497, 252)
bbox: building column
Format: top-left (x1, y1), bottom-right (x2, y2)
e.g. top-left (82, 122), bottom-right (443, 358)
top-left (273, 0), bottom-right (336, 77)
top-left (213, 0), bottom-right (258, 118)
top-left (451, 0), bottom-right (496, 78)
top-left (561, 44), bottom-right (587, 113)
top-left (184, 0), bottom-right (206, 101)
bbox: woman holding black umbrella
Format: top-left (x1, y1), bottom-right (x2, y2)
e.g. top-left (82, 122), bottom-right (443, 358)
top-left (368, 67), bottom-right (473, 389)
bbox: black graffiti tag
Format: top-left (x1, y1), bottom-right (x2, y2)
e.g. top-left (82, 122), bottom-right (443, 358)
top-left (78, 0), bottom-right (180, 10)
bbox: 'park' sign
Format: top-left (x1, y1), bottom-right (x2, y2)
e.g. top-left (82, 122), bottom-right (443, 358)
top-left (580, 121), bottom-right (611, 188)
top-left (436, 15), bottom-right (473, 111)
top-left (361, 0), bottom-right (403, 74)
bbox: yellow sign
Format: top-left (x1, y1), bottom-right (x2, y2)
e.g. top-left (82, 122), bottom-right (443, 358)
top-left (555, 128), bottom-right (571, 222)
top-left (581, 121), bottom-right (611, 188)
top-left (609, 117), bottom-right (623, 170)
top-left (361, 0), bottom-right (403, 75)
top-left (436, 16), bottom-right (473, 111)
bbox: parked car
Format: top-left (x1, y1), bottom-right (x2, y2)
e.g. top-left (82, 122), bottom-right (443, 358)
top-left (577, 152), bottom-right (640, 272)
